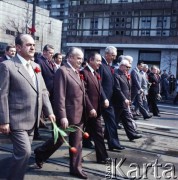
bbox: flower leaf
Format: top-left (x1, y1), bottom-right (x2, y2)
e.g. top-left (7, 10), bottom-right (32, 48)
top-left (65, 127), bottom-right (76, 132)
top-left (52, 122), bottom-right (68, 144)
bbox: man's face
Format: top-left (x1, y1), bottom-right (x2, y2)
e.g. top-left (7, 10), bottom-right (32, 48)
top-left (54, 55), bottom-right (62, 65)
top-left (143, 67), bottom-right (148, 72)
top-left (6, 48), bottom-right (16, 58)
top-left (69, 50), bottom-right (84, 69)
top-left (138, 63), bottom-right (143, 71)
top-left (16, 35), bottom-right (35, 60)
top-left (90, 54), bottom-right (102, 70)
top-left (43, 48), bottom-right (54, 61)
top-left (121, 64), bottom-right (131, 74)
top-left (105, 50), bottom-right (117, 64)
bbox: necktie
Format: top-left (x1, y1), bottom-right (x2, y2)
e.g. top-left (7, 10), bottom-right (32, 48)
top-left (26, 63), bottom-right (37, 88)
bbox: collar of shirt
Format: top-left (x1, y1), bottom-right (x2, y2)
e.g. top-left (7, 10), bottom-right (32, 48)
top-left (87, 64), bottom-right (95, 75)
top-left (54, 62), bottom-right (60, 68)
top-left (17, 54), bottom-right (31, 67)
top-left (67, 61), bottom-right (77, 72)
top-left (6, 55), bottom-right (11, 60)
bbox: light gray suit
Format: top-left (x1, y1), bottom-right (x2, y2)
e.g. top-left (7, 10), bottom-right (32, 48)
top-left (0, 55), bottom-right (53, 180)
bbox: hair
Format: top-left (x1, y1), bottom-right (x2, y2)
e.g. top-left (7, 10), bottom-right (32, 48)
top-left (151, 65), bottom-right (158, 70)
top-left (137, 60), bottom-right (144, 66)
top-left (53, 52), bottom-right (62, 59)
top-left (66, 47), bottom-right (83, 59)
top-left (120, 59), bottom-right (131, 67)
top-left (143, 64), bottom-right (148, 69)
top-left (105, 46), bottom-right (117, 54)
top-left (124, 55), bottom-right (133, 64)
top-left (43, 44), bottom-right (54, 52)
top-left (15, 34), bottom-right (33, 46)
top-left (87, 51), bottom-right (100, 63)
top-left (15, 34), bottom-right (24, 46)
top-left (6, 44), bottom-right (16, 51)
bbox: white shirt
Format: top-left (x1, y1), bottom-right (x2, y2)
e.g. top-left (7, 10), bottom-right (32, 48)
top-left (87, 64), bottom-right (95, 76)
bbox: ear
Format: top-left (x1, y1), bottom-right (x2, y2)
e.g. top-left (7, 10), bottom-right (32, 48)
top-left (16, 44), bottom-right (21, 52)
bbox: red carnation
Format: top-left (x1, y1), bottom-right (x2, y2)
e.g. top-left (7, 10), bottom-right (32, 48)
top-left (83, 132), bottom-right (89, 139)
top-left (70, 147), bottom-right (77, 154)
top-left (110, 67), bottom-right (114, 74)
top-left (96, 74), bottom-right (101, 80)
top-left (79, 74), bottom-right (84, 80)
top-left (34, 67), bottom-right (41, 73)
top-left (127, 74), bottom-right (131, 81)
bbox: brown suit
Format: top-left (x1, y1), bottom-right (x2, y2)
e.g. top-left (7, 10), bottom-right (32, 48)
top-left (81, 66), bottom-right (108, 162)
top-left (34, 63), bottom-right (86, 175)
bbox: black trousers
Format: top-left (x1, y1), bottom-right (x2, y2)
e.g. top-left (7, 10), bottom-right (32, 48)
top-left (117, 107), bottom-right (138, 139)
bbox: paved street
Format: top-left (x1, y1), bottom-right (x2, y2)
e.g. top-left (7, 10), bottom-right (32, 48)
top-left (0, 102), bottom-right (178, 180)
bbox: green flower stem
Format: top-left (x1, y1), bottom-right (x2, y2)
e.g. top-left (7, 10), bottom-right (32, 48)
top-left (68, 125), bottom-right (84, 133)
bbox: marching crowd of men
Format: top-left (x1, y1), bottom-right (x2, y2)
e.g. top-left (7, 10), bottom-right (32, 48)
top-left (0, 34), bottom-right (163, 180)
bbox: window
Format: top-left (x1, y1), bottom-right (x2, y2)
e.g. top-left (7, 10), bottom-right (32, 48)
top-left (6, 30), bottom-right (15, 36)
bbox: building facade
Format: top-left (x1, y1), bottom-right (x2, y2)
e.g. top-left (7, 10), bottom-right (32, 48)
top-left (26, 0), bottom-right (178, 76)
top-left (0, 0), bottom-right (62, 54)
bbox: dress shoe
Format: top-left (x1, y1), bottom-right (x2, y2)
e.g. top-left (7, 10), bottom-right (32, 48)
top-left (97, 158), bottom-right (109, 164)
top-left (108, 145), bottom-right (125, 151)
top-left (70, 171), bottom-right (88, 179)
top-left (34, 149), bottom-right (43, 169)
top-left (144, 115), bottom-right (152, 120)
top-left (129, 134), bottom-right (142, 141)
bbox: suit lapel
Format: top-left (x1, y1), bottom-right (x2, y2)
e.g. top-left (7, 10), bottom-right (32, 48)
top-left (86, 67), bottom-right (100, 93)
top-left (66, 65), bottom-right (84, 92)
top-left (14, 57), bottom-right (38, 92)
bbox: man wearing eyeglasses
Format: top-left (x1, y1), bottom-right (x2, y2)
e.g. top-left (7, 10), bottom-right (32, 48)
top-left (113, 59), bottom-right (142, 141)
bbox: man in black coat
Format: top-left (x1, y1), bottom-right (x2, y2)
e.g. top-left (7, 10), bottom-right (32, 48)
top-left (113, 59), bottom-right (142, 141)
top-left (98, 46), bottom-right (124, 151)
top-left (148, 65), bottom-right (161, 117)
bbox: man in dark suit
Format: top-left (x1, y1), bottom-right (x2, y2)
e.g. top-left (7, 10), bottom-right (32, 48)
top-left (148, 65), bottom-right (161, 117)
top-left (98, 46), bottom-right (124, 151)
top-left (0, 44), bottom-right (16, 62)
top-left (34, 44), bottom-right (55, 139)
top-left (35, 44), bottom-right (55, 103)
top-left (34, 47), bottom-right (88, 179)
top-left (113, 60), bottom-right (142, 141)
top-left (81, 52), bottom-right (108, 163)
top-left (131, 61), bottom-right (152, 120)
top-left (0, 34), bottom-right (55, 180)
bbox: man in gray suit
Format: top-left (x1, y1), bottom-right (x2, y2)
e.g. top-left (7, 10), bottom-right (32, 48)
top-left (0, 34), bottom-right (55, 180)
top-left (131, 61), bottom-right (152, 120)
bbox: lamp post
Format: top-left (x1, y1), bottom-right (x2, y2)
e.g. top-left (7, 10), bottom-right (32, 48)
top-left (41, 21), bottom-right (51, 51)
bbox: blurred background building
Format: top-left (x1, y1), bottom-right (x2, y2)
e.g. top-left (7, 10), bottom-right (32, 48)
top-left (20, 0), bottom-right (178, 76)
top-left (0, 0), bottom-right (62, 54)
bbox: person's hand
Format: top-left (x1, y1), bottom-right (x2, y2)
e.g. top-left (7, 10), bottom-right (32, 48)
top-left (60, 118), bottom-right (69, 129)
top-left (48, 114), bottom-right (56, 122)
top-left (124, 99), bottom-right (130, 107)
top-left (103, 99), bottom-right (109, 108)
top-left (89, 109), bottom-right (97, 118)
top-left (0, 124), bottom-right (10, 134)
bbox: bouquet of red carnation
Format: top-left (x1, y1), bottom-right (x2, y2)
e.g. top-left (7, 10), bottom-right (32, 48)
top-left (52, 122), bottom-right (89, 153)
